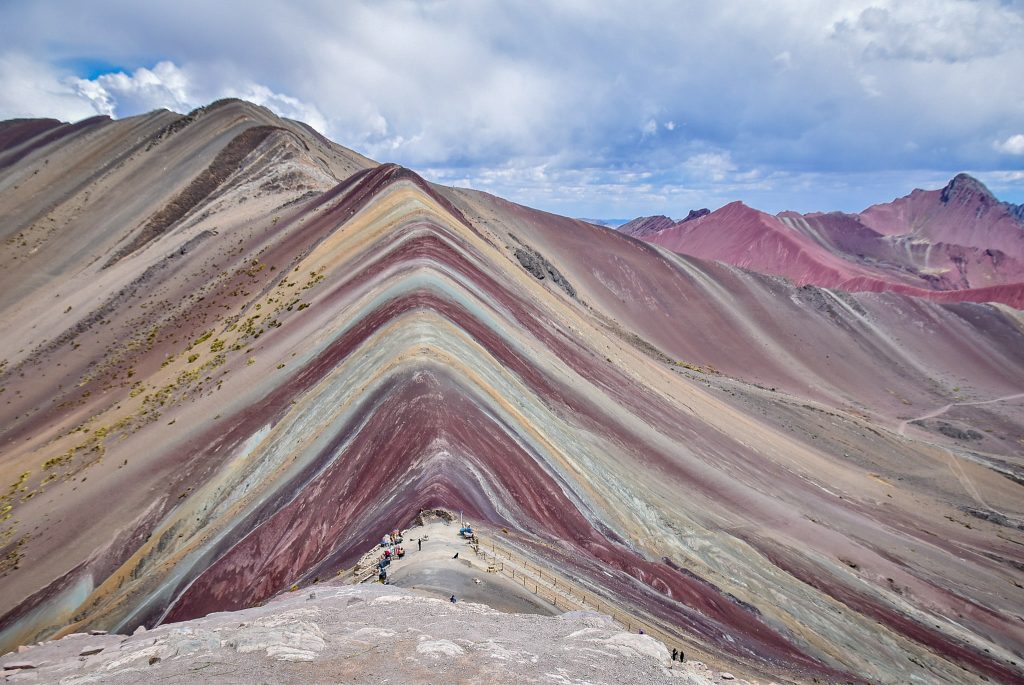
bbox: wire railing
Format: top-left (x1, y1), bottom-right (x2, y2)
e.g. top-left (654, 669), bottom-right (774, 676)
top-left (346, 523), bottom-right (700, 665)
top-left (473, 533), bottom-right (697, 660)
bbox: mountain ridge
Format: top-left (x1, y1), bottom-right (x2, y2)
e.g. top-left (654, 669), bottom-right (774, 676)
top-left (621, 173), bottom-right (1024, 308)
top-left (1, 102), bottom-right (1022, 684)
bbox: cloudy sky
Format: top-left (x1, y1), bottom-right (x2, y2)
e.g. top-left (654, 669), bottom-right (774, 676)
top-left (1, 0), bottom-right (1022, 219)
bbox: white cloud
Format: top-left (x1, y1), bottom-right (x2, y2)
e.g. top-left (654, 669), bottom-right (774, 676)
top-left (684, 152), bottom-right (737, 183)
top-left (995, 134), bottom-right (1024, 155)
top-left (858, 74), bottom-right (882, 98)
top-left (0, 53), bottom-right (105, 121)
top-left (985, 170), bottom-right (1024, 182)
top-left (0, 55), bottom-right (329, 136)
top-left (0, 1), bottom-right (1022, 214)
top-left (830, 1), bottom-right (1024, 63)
top-left (773, 51), bottom-right (793, 70)
top-left (224, 83), bottom-right (328, 133)
top-left (71, 61), bottom-right (191, 115)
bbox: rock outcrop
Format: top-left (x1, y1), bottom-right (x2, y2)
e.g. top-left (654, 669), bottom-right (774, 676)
top-left (1, 585), bottom-right (725, 684)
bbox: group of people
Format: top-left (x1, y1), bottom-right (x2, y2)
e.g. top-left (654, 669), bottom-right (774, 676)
top-left (644, 630), bottom-right (685, 664)
top-left (377, 530), bottom-right (405, 583)
top-left (372, 520), bottom-right (688, 667)
top-left (376, 529), bottom-right (427, 583)
top-left (374, 521), bottom-right (687, 666)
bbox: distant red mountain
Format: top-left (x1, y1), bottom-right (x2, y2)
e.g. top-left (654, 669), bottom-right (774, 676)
top-left (620, 174), bottom-right (1024, 308)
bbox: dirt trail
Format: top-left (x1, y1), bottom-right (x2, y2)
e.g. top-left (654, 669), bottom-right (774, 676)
top-left (346, 513), bottom-right (768, 683)
top-left (896, 391), bottom-right (1024, 437)
top-left (895, 391), bottom-right (1024, 515)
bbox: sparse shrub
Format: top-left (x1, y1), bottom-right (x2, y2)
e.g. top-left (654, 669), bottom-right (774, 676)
top-left (189, 330), bottom-right (214, 349)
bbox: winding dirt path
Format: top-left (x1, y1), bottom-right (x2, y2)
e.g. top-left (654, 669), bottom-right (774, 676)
top-left (896, 391), bottom-right (1024, 437)
top-left (895, 392), bottom-right (1024, 515)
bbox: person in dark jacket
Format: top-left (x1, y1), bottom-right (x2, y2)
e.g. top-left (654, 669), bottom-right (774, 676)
top-left (450, 594), bottom-right (457, 603)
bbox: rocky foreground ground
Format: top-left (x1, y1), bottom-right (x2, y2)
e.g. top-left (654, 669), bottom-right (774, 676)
top-left (0, 583), bottom-right (760, 684)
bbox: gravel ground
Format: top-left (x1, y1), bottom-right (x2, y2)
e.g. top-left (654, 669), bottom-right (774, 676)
top-left (374, 519), bottom-right (561, 615)
top-left (0, 583), bottom-right (752, 684)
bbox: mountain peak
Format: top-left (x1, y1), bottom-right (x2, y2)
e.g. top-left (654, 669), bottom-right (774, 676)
top-left (618, 214), bottom-right (675, 238)
top-left (681, 207), bottom-right (711, 223)
top-left (940, 173), bottom-right (994, 204)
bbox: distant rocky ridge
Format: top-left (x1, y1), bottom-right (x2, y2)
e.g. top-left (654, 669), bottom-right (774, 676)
top-left (577, 217), bottom-right (629, 228)
top-left (620, 174), bottom-right (1024, 308)
top-left (615, 214), bottom-right (675, 238)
